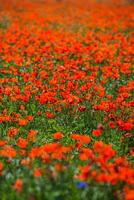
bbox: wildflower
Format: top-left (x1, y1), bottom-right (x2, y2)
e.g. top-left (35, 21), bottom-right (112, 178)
top-left (125, 187), bottom-right (134, 200)
top-left (17, 138), bottom-right (28, 149)
top-left (20, 159), bottom-right (30, 166)
top-left (130, 149), bottom-right (134, 156)
top-left (46, 112), bottom-right (55, 118)
top-left (79, 165), bottom-right (91, 181)
top-left (28, 130), bottom-right (38, 142)
top-left (0, 161), bottom-right (3, 171)
top-left (76, 182), bottom-right (88, 189)
top-left (92, 129), bottom-right (102, 137)
top-left (53, 132), bottom-right (64, 140)
top-left (0, 146), bottom-right (16, 158)
top-left (19, 105), bottom-right (25, 110)
top-left (33, 168), bottom-right (42, 177)
top-left (0, 140), bottom-right (7, 146)
top-left (71, 134), bottom-right (91, 144)
top-left (109, 121), bottom-right (116, 129)
top-left (8, 128), bottom-right (19, 137)
top-left (78, 106), bottom-right (86, 112)
top-left (26, 115), bottom-right (33, 121)
top-left (13, 179), bottom-right (23, 193)
top-left (18, 119), bottom-right (28, 126)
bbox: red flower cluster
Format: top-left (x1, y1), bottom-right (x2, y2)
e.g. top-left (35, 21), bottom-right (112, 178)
top-left (0, 0), bottom-right (133, 199)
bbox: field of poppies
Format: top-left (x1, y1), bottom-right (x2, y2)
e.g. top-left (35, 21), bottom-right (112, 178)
top-left (0, 0), bottom-right (134, 199)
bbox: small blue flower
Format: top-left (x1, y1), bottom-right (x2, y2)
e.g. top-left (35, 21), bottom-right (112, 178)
top-left (76, 182), bottom-right (88, 189)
